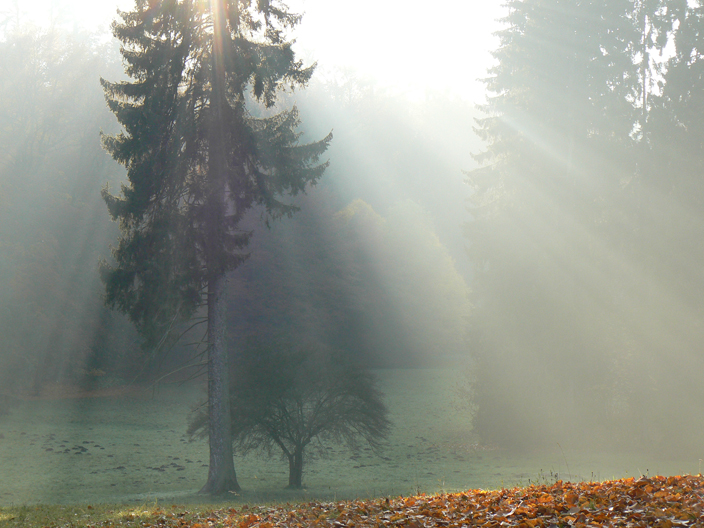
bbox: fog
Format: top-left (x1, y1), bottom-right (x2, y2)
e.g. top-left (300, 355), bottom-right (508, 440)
top-left (1, 0), bottom-right (704, 506)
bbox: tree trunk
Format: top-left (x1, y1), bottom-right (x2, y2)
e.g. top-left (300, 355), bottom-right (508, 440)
top-left (287, 447), bottom-right (304, 489)
top-left (199, 0), bottom-right (239, 495)
top-left (199, 274), bottom-right (240, 494)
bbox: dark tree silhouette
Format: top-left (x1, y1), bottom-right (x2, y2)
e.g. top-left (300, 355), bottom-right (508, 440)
top-left (100, 0), bottom-right (330, 494)
top-left (467, 0), bottom-right (664, 447)
top-left (188, 344), bottom-right (391, 489)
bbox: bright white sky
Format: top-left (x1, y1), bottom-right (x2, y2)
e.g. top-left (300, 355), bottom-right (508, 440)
top-left (1, 0), bottom-right (503, 103)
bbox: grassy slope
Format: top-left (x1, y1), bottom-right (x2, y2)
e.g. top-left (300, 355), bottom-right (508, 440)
top-left (1, 369), bottom-right (702, 507)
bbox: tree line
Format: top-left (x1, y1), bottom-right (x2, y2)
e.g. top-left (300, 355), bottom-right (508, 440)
top-left (0, 28), bottom-right (141, 394)
top-left (468, 0), bottom-right (704, 451)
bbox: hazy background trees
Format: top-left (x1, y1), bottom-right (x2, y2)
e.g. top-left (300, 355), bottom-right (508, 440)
top-left (0, 17), bottom-right (474, 392)
top-left (226, 194), bottom-right (470, 370)
top-left (468, 0), bottom-right (704, 452)
top-left (0, 27), bottom-right (140, 394)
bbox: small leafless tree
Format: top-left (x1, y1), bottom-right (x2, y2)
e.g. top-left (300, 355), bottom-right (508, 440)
top-left (188, 344), bottom-right (391, 488)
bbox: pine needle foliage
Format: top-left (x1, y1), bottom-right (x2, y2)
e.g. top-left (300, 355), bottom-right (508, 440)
top-left (100, 0), bottom-right (332, 348)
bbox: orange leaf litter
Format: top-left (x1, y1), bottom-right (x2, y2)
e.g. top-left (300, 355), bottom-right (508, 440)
top-left (114, 475), bottom-right (704, 527)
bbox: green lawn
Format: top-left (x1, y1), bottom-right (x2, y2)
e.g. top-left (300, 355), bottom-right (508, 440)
top-left (0, 369), bottom-right (700, 507)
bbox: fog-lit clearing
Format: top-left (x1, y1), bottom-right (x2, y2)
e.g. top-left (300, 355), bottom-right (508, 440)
top-left (2, 0), bottom-right (704, 520)
top-left (0, 369), bottom-right (696, 506)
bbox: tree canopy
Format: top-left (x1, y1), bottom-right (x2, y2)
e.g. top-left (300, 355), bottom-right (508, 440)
top-left (101, 0), bottom-right (331, 347)
top-left (222, 195), bottom-right (471, 369)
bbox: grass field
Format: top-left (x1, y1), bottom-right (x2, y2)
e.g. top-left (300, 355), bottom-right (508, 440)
top-left (0, 369), bottom-right (700, 507)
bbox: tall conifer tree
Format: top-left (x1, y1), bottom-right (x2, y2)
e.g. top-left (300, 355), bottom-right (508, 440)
top-left (468, 0), bottom-right (656, 446)
top-left (100, 0), bottom-right (331, 494)
top-left (468, 0), bottom-right (704, 451)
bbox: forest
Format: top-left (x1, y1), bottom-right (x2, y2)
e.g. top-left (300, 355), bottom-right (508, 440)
top-left (1, 0), bottom-right (704, 516)
top-left (0, 10), bottom-right (473, 387)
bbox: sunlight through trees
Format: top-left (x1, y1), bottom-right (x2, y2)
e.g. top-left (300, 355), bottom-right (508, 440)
top-left (100, 0), bottom-right (330, 494)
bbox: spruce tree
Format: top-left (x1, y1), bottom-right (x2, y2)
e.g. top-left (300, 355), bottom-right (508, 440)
top-left (466, 0), bottom-right (704, 451)
top-left (100, 0), bottom-right (331, 494)
top-left (468, 0), bottom-right (655, 446)
top-left (649, 1), bottom-right (704, 199)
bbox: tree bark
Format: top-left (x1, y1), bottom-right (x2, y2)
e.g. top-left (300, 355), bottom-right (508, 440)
top-left (287, 447), bottom-right (304, 489)
top-left (200, 0), bottom-right (239, 495)
top-left (200, 274), bottom-right (240, 494)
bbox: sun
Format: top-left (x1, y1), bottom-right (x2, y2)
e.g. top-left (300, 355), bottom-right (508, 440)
top-left (287, 0), bottom-right (505, 102)
top-left (73, 0), bottom-right (136, 29)
top-left (7, 0), bottom-right (505, 104)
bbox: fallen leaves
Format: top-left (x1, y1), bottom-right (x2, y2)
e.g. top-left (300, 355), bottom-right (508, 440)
top-left (232, 475), bottom-right (704, 528)
top-left (11, 475), bottom-right (704, 527)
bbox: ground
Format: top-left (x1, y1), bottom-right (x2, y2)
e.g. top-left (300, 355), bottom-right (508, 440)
top-left (2, 475), bottom-right (703, 527)
top-left (0, 369), bottom-right (701, 506)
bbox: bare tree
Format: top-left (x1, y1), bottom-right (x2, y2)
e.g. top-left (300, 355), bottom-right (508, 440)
top-left (189, 344), bottom-right (391, 488)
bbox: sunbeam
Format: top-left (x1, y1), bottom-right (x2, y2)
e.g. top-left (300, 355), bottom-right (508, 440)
top-left (3, 0), bottom-right (704, 518)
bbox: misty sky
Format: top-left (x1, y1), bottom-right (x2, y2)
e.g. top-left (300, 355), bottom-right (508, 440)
top-left (4, 0), bottom-right (504, 102)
